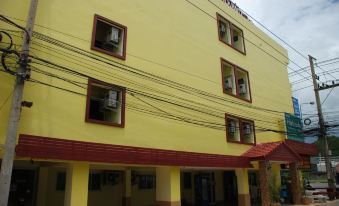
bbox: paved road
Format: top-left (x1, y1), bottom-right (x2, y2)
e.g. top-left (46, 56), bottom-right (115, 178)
top-left (311, 183), bottom-right (339, 189)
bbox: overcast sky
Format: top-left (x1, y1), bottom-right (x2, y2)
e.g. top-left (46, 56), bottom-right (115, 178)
top-left (233, 0), bottom-right (339, 137)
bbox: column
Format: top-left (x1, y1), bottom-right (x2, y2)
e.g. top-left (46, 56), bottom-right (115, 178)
top-left (156, 167), bottom-right (181, 206)
top-left (290, 162), bottom-right (302, 204)
top-left (122, 169), bottom-right (132, 206)
top-left (64, 162), bottom-right (89, 206)
top-left (235, 169), bottom-right (250, 206)
top-left (258, 161), bottom-right (271, 206)
top-left (36, 167), bottom-right (49, 206)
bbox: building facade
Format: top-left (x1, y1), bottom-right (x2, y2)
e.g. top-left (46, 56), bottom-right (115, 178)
top-left (0, 0), bottom-right (317, 206)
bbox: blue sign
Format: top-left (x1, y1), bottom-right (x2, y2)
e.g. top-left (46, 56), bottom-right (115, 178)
top-left (292, 97), bottom-right (301, 118)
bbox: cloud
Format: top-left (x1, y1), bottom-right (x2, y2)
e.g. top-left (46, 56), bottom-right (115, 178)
top-left (233, 0), bottom-right (339, 135)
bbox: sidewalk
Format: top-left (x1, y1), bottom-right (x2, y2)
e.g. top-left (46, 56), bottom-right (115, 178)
top-left (287, 199), bottom-right (339, 206)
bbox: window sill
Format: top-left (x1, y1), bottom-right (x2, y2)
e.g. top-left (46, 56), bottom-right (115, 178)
top-left (223, 90), bottom-right (252, 103)
top-left (219, 38), bottom-right (246, 55)
top-left (227, 140), bottom-right (255, 146)
top-left (90, 46), bottom-right (126, 60)
top-left (85, 118), bottom-right (125, 128)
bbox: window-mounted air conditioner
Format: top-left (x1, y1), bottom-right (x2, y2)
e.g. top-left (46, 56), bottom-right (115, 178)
top-left (105, 27), bottom-right (120, 45)
top-left (228, 121), bottom-right (236, 133)
top-left (238, 79), bottom-right (247, 95)
top-left (224, 76), bottom-right (233, 90)
top-left (103, 90), bottom-right (118, 109)
top-left (243, 124), bottom-right (252, 135)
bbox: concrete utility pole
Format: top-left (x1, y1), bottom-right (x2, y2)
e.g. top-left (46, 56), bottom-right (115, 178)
top-left (0, 0), bottom-right (38, 205)
top-left (309, 55), bottom-right (336, 197)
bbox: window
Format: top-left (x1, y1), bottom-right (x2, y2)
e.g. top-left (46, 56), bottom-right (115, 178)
top-left (85, 79), bottom-right (126, 127)
top-left (91, 14), bottom-right (127, 60)
top-left (217, 13), bottom-right (246, 54)
top-left (221, 59), bottom-right (251, 102)
top-left (225, 114), bottom-right (255, 145)
top-left (138, 175), bottom-right (156, 189)
top-left (88, 173), bottom-right (101, 191)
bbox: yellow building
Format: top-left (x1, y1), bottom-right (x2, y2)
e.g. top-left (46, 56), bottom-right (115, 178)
top-left (0, 0), bottom-right (317, 206)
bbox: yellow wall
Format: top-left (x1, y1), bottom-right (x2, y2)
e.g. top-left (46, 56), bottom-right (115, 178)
top-left (0, 0), bottom-right (293, 157)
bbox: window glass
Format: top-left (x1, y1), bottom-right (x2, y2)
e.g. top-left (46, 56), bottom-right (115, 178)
top-left (236, 69), bottom-right (250, 101)
top-left (242, 121), bottom-right (255, 144)
top-left (219, 19), bottom-right (231, 45)
top-left (231, 25), bottom-right (245, 53)
top-left (222, 62), bottom-right (236, 95)
top-left (227, 118), bottom-right (240, 142)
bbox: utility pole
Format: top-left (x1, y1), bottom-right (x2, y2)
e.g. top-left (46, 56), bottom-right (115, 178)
top-left (309, 55), bottom-right (336, 198)
top-left (0, 0), bottom-right (38, 205)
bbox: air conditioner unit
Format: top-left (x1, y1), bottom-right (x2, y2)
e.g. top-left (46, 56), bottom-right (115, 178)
top-left (243, 124), bottom-right (252, 135)
top-left (103, 90), bottom-right (118, 109)
top-left (105, 27), bottom-right (120, 45)
top-left (224, 76), bottom-right (233, 90)
top-left (228, 121), bottom-right (236, 133)
top-left (238, 79), bottom-right (247, 95)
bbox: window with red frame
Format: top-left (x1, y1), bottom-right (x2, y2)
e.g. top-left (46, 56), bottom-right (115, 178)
top-left (217, 13), bottom-right (245, 54)
top-left (85, 79), bottom-right (125, 127)
top-left (226, 115), bottom-right (255, 145)
top-left (221, 59), bottom-right (251, 102)
top-left (91, 14), bottom-right (127, 60)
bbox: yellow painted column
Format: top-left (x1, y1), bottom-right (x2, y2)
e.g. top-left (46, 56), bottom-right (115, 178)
top-left (235, 169), bottom-right (250, 206)
top-left (36, 167), bottom-right (49, 206)
top-left (156, 166), bottom-right (181, 206)
top-left (123, 169), bottom-right (132, 206)
top-left (271, 163), bottom-right (281, 188)
top-left (64, 162), bottom-right (89, 206)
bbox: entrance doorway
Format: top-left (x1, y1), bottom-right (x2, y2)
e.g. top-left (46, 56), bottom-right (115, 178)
top-left (194, 172), bottom-right (216, 206)
top-left (223, 171), bottom-right (238, 206)
top-left (248, 171), bottom-right (261, 206)
top-left (8, 169), bottom-right (37, 206)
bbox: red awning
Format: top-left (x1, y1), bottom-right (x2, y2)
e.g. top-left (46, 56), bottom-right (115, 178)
top-left (242, 140), bottom-right (318, 162)
top-left (16, 134), bottom-right (250, 168)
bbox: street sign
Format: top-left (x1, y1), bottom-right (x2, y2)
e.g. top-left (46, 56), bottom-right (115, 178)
top-left (292, 97), bottom-right (301, 118)
top-left (284, 113), bottom-right (304, 142)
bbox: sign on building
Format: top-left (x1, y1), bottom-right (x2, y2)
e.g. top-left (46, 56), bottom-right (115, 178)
top-left (285, 113), bottom-right (304, 142)
top-left (292, 97), bottom-right (301, 118)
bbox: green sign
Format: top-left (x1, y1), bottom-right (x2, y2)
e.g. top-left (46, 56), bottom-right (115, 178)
top-left (284, 113), bottom-right (304, 142)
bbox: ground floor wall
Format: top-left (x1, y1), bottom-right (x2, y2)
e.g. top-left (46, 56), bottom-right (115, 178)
top-left (3, 158), bottom-right (306, 206)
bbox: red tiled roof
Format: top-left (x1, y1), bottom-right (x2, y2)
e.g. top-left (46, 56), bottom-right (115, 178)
top-left (285, 139), bottom-right (318, 156)
top-left (242, 141), bottom-right (301, 162)
top-left (242, 140), bottom-right (318, 162)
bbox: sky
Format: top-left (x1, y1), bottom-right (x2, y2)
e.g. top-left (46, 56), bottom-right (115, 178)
top-left (233, 0), bottom-right (339, 138)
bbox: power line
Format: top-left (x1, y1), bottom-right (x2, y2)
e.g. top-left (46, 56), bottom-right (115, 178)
top-left (288, 58), bottom-right (339, 77)
top-left (26, 74), bottom-right (290, 134)
top-left (29, 31), bottom-right (292, 117)
top-left (1, 17), bottom-right (301, 107)
top-left (29, 59), bottom-right (283, 128)
top-left (321, 87), bottom-right (335, 106)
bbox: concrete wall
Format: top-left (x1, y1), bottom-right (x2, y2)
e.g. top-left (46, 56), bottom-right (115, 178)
top-left (0, 0), bottom-right (292, 158)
